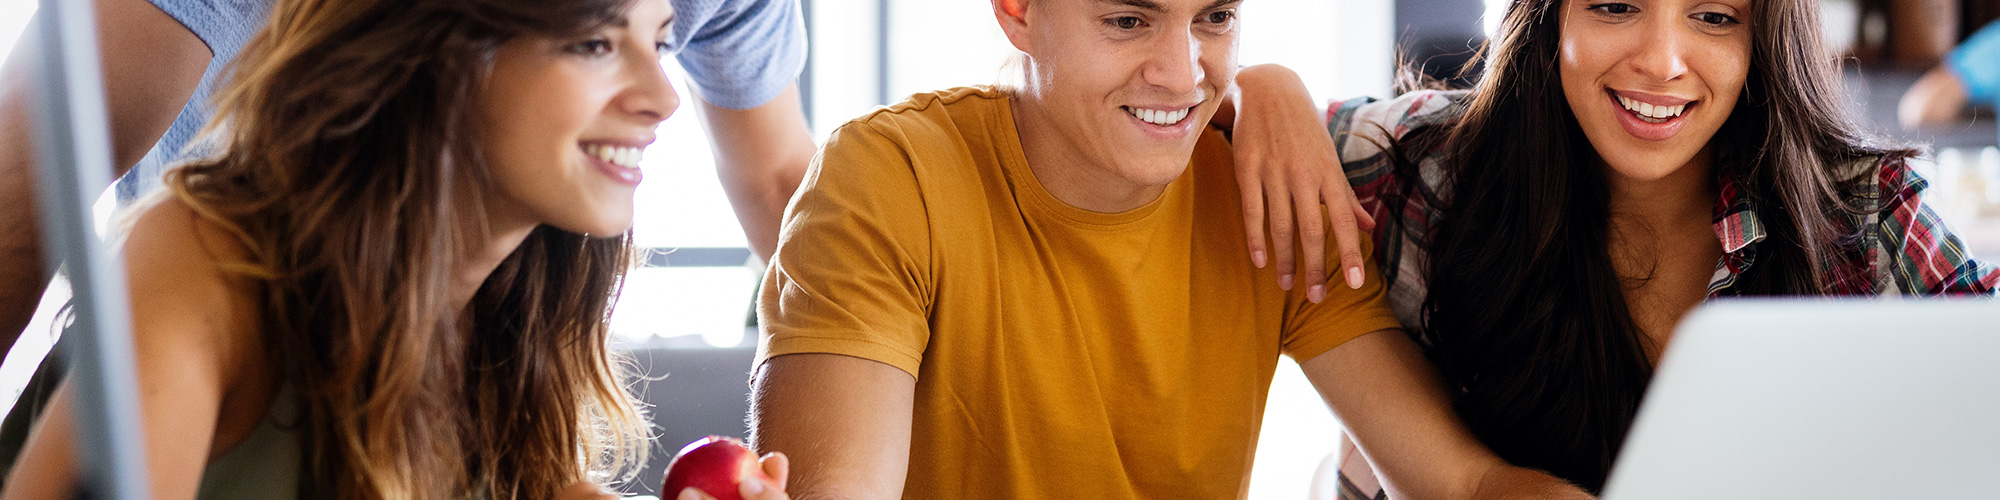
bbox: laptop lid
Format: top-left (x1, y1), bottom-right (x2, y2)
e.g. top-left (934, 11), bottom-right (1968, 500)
top-left (1602, 300), bottom-right (2000, 499)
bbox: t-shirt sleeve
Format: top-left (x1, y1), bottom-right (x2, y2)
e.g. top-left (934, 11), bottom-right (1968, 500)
top-left (755, 121), bottom-right (934, 377)
top-left (144, 0), bottom-right (272, 62)
top-left (1278, 231), bottom-right (1406, 362)
top-left (671, 0), bottom-right (808, 109)
top-left (1949, 19), bottom-right (2000, 105)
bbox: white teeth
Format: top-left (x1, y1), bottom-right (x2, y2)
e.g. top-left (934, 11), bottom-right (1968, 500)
top-left (582, 143), bottom-right (643, 169)
top-left (1616, 95), bottom-right (1688, 120)
top-left (1127, 106), bottom-right (1191, 126)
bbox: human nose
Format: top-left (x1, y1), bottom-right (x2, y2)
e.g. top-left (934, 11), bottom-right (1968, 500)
top-left (1142, 25), bottom-right (1205, 96)
top-left (620, 49), bottom-right (680, 124)
top-left (1628, 14), bottom-right (1690, 83)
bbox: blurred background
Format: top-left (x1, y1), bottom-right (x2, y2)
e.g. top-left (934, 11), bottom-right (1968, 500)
top-left (3, 0), bottom-right (1998, 497)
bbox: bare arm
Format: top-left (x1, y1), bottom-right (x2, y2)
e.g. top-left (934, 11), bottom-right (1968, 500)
top-left (748, 353), bottom-right (914, 500)
top-left (0, 0), bottom-right (212, 356)
top-left (698, 84), bottom-right (815, 263)
top-left (2, 201), bottom-right (264, 500)
top-left (1898, 66), bottom-right (1970, 129)
top-left (1301, 330), bottom-right (1592, 500)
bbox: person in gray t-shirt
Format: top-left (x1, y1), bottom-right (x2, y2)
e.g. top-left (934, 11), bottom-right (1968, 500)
top-left (0, 0), bottom-right (813, 360)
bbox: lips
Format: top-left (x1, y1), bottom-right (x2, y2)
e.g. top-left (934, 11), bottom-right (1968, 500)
top-left (1606, 90), bottom-right (1695, 142)
top-left (1119, 103), bottom-right (1203, 142)
top-left (580, 142), bottom-right (644, 186)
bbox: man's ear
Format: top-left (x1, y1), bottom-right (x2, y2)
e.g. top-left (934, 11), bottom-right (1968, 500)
top-left (993, 0), bottom-right (1032, 53)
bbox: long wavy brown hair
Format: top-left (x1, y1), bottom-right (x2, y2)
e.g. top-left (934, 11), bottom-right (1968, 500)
top-left (159, 0), bottom-right (650, 497)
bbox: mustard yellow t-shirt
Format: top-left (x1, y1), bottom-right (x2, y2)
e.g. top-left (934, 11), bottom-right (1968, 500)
top-left (756, 86), bottom-right (1402, 499)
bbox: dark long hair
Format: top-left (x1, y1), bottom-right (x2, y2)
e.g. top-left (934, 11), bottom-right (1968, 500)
top-left (1391, 0), bottom-right (1914, 492)
top-left (163, 0), bottom-right (648, 497)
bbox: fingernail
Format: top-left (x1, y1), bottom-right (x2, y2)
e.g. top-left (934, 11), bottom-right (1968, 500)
top-left (678, 488), bottom-right (702, 500)
top-left (1252, 250), bottom-right (1267, 268)
top-left (1279, 274), bottom-right (1294, 290)
top-left (742, 477), bottom-right (765, 495)
top-left (1347, 267), bottom-right (1364, 289)
top-left (1309, 285), bottom-right (1326, 303)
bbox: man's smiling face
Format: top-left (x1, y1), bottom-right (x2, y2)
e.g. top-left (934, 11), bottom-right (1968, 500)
top-left (1005, 0), bottom-right (1242, 189)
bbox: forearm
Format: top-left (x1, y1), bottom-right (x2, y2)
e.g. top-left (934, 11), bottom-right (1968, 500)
top-left (0, 0), bottom-right (214, 351)
top-left (717, 156), bottom-right (808, 263)
top-left (700, 84), bottom-right (815, 263)
top-left (1302, 330), bottom-right (1496, 499)
top-left (0, 32), bottom-right (49, 357)
top-left (748, 353), bottom-right (914, 500)
top-left (1302, 330), bottom-right (1588, 500)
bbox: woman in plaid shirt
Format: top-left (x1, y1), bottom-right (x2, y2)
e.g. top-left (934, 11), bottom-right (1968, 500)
top-left (1225, 0), bottom-right (2000, 497)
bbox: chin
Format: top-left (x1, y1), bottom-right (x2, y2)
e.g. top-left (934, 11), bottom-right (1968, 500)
top-left (1115, 155), bottom-right (1194, 186)
top-left (546, 211), bottom-right (634, 238)
top-left (1603, 157), bottom-right (1688, 183)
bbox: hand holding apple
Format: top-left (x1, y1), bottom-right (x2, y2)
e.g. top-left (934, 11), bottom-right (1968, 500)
top-left (663, 436), bottom-right (790, 500)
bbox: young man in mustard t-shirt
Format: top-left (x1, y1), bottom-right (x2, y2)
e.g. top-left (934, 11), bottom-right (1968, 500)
top-left (746, 1), bottom-right (1591, 499)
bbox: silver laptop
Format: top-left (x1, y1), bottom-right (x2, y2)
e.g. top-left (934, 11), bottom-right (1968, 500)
top-left (1602, 300), bottom-right (2000, 500)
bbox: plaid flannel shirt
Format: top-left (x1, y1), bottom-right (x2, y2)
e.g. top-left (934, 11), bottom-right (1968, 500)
top-left (1322, 88), bottom-right (1999, 500)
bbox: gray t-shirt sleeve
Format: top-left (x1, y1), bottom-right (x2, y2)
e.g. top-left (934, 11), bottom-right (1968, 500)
top-left (667, 0), bottom-right (808, 110)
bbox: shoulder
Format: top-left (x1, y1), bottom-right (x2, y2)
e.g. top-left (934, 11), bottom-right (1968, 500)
top-left (1329, 90), bottom-right (1462, 198)
top-left (1328, 89), bottom-right (1469, 147)
top-left (1328, 89), bottom-right (1465, 172)
top-left (120, 194), bottom-right (268, 378)
top-left (1829, 153), bottom-right (1924, 215)
top-left (820, 87), bottom-right (1008, 172)
top-left (1834, 154), bottom-right (2000, 295)
top-left (850, 86), bottom-right (1010, 133)
top-left (791, 89), bottom-right (1010, 233)
top-left (124, 193), bottom-right (258, 269)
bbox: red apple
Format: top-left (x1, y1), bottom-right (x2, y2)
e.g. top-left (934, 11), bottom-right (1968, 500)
top-left (662, 436), bottom-right (771, 500)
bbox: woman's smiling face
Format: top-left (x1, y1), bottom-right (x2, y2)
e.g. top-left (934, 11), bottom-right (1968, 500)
top-left (477, 0), bottom-right (680, 237)
top-left (1558, 0), bottom-right (1751, 181)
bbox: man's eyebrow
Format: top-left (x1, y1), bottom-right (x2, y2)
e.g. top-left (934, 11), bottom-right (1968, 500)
top-left (1092, 0), bottom-right (1243, 13)
top-left (661, 14), bottom-right (675, 31)
top-left (1095, 0), bottom-right (1165, 12)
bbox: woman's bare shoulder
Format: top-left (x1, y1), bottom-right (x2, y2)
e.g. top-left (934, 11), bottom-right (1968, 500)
top-left (118, 194), bottom-right (269, 377)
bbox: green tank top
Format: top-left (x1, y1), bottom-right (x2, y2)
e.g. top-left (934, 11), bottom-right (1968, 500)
top-left (194, 384), bottom-right (304, 499)
top-left (0, 347), bottom-right (306, 499)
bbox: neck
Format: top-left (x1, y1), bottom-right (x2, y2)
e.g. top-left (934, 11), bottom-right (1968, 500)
top-left (1008, 92), bottom-right (1171, 213)
top-left (451, 211), bottom-right (537, 313)
top-left (1605, 146), bottom-right (1719, 236)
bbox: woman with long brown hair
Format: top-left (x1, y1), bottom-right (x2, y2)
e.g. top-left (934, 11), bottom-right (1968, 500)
top-left (1226, 0), bottom-right (1997, 496)
top-left (0, 0), bottom-right (788, 498)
